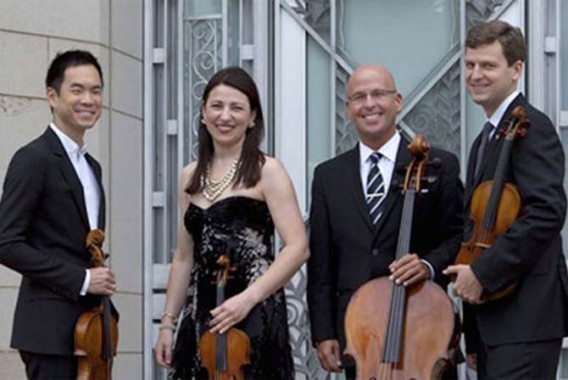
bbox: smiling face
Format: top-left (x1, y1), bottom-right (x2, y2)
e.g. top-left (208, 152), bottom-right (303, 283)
top-left (346, 65), bottom-right (402, 150)
top-left (465, 41), bottom-right (523, 117)
top-left (47, 64), bottom-right (103, 145)
top-left (201, 84), bottom-right (257, 149)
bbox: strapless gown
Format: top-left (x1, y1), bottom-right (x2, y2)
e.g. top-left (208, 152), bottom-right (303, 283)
top-left (170, 196), bottom-right (294, 379)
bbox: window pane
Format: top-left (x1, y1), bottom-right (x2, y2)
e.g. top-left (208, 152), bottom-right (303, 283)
top-left (184, 0), bottom-right (221, 15)
top-left (561, 1), bottom-right (568, 110)
top-left (340, 0), bottom-right (458, 95)
top-left (307, 36), bottom-right (331, 201)
top-left (561, 128), bottom-right (568, 260)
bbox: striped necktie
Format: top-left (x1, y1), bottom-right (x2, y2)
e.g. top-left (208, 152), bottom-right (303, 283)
top-left (366, 152), bottom-right (386, 224)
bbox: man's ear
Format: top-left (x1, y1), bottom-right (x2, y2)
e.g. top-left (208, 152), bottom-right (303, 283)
top-left (46, 87), bottom-right (58, 108)
top-left (511, 60), bottom-right (524, 81)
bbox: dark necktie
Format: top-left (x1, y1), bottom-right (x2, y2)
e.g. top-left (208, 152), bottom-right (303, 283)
top-left (474, 122), bottom-right (494, 181)
top-left (366, 152), bottom-right (386, 224)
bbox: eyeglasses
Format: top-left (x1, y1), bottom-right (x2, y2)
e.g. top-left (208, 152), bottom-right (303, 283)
top-left (347, 89), bottom-right (397, 105)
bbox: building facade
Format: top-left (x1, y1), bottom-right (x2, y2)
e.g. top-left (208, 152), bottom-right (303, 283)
top-left (0, 0), bottom-right (567, 379)
top-left (0, 1), bottom-right (144, 379)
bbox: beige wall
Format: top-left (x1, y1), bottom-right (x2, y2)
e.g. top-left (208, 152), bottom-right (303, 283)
top-left (0, 1), bottom-right (144, 378)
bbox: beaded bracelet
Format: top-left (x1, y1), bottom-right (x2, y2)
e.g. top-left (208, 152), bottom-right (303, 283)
top-left (160, 311), bottom-right (178, 324)
top-left (159, 323), bottom-right (176, 331)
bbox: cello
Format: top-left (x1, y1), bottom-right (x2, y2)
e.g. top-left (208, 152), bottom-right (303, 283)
top-left (454, 106), bottom-right (528, 301)
top-left (74, 229), bottom-right (119, 380)
top-left (199, 254), bottom-right (251, 380)
top-left (343, 136), bottom-right (459, 380)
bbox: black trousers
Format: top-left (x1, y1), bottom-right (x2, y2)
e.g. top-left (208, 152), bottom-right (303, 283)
top-left (476, 338), bottom-right (562, 380)
top-left (19, 351), bottom-right (77, 380)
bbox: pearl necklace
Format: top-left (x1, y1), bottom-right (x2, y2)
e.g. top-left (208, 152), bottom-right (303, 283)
top-left (203, 159), bottom-right (239, 202)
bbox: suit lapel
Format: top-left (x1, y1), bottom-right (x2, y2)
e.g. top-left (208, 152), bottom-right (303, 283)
top-left (465, 136), bottom-right (481, 201)
top-left (45, 128), bottom-right (91, 230)
top-left (345, 146), bottom-right (375, 230)
top-left (373, 139), bottom-right (410, 235)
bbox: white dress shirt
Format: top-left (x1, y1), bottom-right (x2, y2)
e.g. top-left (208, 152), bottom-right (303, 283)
top-left (487, 90), bottom-right (520, 138)
top-left (50, 123), bottom-right (101, 295)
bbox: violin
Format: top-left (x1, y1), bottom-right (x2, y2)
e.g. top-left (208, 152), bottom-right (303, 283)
top-left (343, 136), bottom-right (458, 379)
top-left (455, 106), bottom-right (528, 301)
top-left (74, 229), bottom-right (119, 380)
top-left (199, 255), bottom-right (251, 380)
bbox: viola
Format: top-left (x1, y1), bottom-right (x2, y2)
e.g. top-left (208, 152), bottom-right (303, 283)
top-left (343, 136), bottom-right (459, 379)
top-left (199, 254), bottom-right (251, 380)
top-left (455, 106), bottom-right (528, 301)
top-left (74, 229), bottom-right (119, 380)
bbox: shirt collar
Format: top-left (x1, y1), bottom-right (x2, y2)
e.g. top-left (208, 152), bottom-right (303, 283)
top-left (49, 123), bottom-right (88, 157)
top-left (487, 90), bottom-right (520, 127)
top-left (359, 131), bottom-right (401, 164)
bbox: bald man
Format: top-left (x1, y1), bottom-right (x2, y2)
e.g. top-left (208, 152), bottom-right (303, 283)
top-left (307, 64), bottom-right (464, 375)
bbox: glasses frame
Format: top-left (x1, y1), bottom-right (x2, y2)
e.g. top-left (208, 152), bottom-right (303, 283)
top-left (347, 89), bottom-right (398, 105)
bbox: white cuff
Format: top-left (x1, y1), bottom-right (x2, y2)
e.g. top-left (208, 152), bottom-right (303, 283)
top-left (80, 269), bottom-right (90, 296)
top-left (421, 259), bottom-right (435, 280)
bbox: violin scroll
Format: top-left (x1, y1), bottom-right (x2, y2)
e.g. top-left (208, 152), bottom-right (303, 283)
top-left (498, 106), bottom-right (528, 140)
top-left (86, 229), bottom-right (106, 267)
top-left (75, 229), bottom-right (119, 380)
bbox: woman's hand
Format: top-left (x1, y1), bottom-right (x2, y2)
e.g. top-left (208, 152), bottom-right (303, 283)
top-left (154, 328), bottom-right (175, 368)
top-left (209, 290), bottom-right (258, 334)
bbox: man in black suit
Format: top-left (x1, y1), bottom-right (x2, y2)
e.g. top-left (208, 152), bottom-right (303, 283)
top-left (444, 21), bottom-right (568, 379)
top-left (0, 50), bottom-right (116, 379)
top-left (307, 64), bottom-right (464, 374)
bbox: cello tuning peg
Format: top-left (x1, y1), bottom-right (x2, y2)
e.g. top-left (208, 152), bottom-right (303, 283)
top-left (421, 175), bottom-right (439, 185)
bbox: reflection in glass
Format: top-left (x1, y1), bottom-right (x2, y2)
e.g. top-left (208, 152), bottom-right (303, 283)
top-left (338, 0), bottom-right (458, 96)
top-left (561, 128), bottom-right (568, 260)
top-left (335, 64), bottom-right (358, 155)
top-left (562, 1), bottom-right (568, 109)
top-left (403, 62), bottom-right (462, 156)
top-left (307, 37), bottom-right (331, 197)
top-left (184, 0), bottom-right (221, 15)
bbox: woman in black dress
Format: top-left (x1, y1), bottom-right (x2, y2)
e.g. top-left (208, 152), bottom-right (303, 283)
top-left (154, 67), bottom-right (308, 379)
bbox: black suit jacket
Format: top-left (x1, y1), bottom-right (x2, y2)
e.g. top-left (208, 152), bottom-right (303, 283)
top-left (307, 136), bottom-right (464, 348)
top-left (0, 127), bottom-right (107, 355)
top-left (464, 94), bottom-right (568, 348)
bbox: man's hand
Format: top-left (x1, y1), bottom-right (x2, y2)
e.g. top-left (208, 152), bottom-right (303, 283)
top-left (443, 264), bottom-right (484, 304)
top-left (316, 339), bottom-right (342, 373)
top-left (87, 267), bottom-right (116, 296)
top-left (389, 253), bottom-right (430, 287)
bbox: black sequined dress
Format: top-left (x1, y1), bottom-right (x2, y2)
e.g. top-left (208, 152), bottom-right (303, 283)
top-left (170, 196), bottom-right (294, 380)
